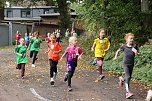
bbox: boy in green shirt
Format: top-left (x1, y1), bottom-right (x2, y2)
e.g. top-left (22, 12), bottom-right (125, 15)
top-left (15, 38), bottom-right (28, 79)
top-left (28, 31), bottom-right (42, 67)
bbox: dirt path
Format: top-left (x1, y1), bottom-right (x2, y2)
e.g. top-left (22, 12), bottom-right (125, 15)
top-left (0, 43), bottom-right (149, 101)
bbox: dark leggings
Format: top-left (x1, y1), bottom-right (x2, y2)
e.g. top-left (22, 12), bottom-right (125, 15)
top-left (67, 71), bottom-right (75, 87)
top-left (18, 63), bottom-right (25, 77)
top-left (49, 59), bottom-right (58, 78)
top-left (124, 64), bottom-right (134, 86)
top-left (30, 51), bottom-right (38, 64)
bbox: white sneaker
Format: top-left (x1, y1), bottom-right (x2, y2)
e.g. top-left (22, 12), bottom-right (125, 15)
top-left (50, 78), bottom-right (55, 86)
top-left (32, 64), bottom-right (35, 67)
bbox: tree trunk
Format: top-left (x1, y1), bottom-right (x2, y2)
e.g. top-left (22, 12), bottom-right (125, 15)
top-left (141, 0), bottom-right (149, 12)
top-left (0, 5), bottom-right (4, 23)
top-left (56, 0), bottom-right (70, 29)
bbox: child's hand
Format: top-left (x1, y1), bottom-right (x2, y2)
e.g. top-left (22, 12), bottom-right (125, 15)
top-left (53, 51), bottom-right (57, 54)
top-left (60, 57), bottom-right (63, 61)
top-left (78, 56), bottom-right (82, 60)
top-left (17, 53), bottom-right (22, 57)
top-left (91, 47), bottom-right (94, 51)
top-left (113, 57), bottom-right (117, 60)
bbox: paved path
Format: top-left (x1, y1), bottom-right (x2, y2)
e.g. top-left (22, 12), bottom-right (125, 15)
top-left (0, 43), bottom-right (149, 101)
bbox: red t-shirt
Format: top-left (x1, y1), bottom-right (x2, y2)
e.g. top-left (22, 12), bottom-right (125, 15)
top-left (45, 37), bottom-right (51, 43)
top-left (16, 33), bottom-right (21, 42)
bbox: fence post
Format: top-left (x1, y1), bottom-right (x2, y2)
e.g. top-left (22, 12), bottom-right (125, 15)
top-left (9, 22), bottom-right (12, 45)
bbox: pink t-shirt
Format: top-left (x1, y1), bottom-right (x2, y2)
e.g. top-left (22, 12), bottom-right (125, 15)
top-left (64, 46), bottom-right (83, 61)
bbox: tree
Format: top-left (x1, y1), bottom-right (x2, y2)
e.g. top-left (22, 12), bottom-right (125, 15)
top-left (0, 0), bottom-right (5, 22)
top-left (74, 0), bottom-right (152, 45)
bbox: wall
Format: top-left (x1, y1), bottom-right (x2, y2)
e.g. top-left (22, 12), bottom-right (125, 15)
top-left (0, 22), bottom-right (32, 46)
top-left (0, 24), bottom-right (9, 46)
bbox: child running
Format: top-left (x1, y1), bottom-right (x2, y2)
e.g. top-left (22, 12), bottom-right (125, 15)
top-left (28, 31), bottom-right (42, 67)
top-left (65, 28), bottom-right (70, 39)
top-left (91, 28), bottom-right (110, 82)
top-left (15, 38), bottom-right (28, 79)
top-left (113, 33), bottom-right (139, 99)
top-left (45, 33), bottom-right (51, 43)
top-left (15, 31), bottom-right (21, 45)
top-left (60, 36), bottom-right (83, 91)
top-left (24, 33), bottom-right (30, 47)
top-left (46, 34), bottom-right (62, 86)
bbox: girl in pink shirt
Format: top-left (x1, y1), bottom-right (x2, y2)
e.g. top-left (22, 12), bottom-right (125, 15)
top-left (60, 36), bottom-right (83, 91)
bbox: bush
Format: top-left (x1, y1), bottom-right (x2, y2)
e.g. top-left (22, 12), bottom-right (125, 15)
top-left (79, 35), bottom-right (152, 86)
top-left (103, 45), bottom-right (152, 85)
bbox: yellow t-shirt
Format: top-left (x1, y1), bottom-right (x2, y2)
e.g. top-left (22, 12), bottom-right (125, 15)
top-left (93, 38), bottom-right (110, 58)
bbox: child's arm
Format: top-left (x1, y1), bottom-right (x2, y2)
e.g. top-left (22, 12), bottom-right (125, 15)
top-left (91, 44), bottom-right (95, 51)
top-left (105, 46), bottom-right (110, 52)
top-left (78, 47), bottom-right (83, 60)
top-left (14, 46), bottom-right (22, 57)
top-left (53, 50), bottom-right (62, 54)
top-left (78, 52), bottom-right (83, 60)
top-left (105, 38), bottom-right (110, 52)
top-left (113, 49), bottom-right (121, 60)
top-left (53, 44), bottom-right (62, 54)
top-left (16, 53), bottom-right (22, 57)
top-left (60, 52), bottom-right (66, 60)
top-left (45, 48), bottom-right (50, 53)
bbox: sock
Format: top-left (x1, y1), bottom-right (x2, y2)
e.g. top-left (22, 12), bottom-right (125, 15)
top-left (53, 72), bottom-right (57, 80)
top-left (125, 83), bottom-right (129, 92)
top-left (51, 78), bottom-right (54, 81)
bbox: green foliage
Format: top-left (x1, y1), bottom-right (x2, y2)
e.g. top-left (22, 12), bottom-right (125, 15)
top-left (78, 34), bottom-right (152, 85)
top-left (103, 45), bottom-right (152, 85)
top-left (73, 0), bottom-right (152, 45)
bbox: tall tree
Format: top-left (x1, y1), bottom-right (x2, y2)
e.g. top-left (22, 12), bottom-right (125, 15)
top-left (0, 0), bottom-right (5, 22)
top-left (56, 0), bottom-right (70, 29)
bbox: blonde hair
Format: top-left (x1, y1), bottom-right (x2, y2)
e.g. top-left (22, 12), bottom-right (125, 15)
top-left (69, 36), bottom-right (77, 43)
top-left (124, 33), bottom-right (134, 41)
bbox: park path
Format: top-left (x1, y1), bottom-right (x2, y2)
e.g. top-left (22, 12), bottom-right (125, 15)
top-left (0, 42), bottom-right (149, 101)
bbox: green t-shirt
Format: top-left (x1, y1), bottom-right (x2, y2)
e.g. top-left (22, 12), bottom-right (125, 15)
top-left (30, 37), bottom-right (42, 51)
top-left (65, 31), bottom-right (70, 37)
top-left (15, 45), bottom-right (28, 64)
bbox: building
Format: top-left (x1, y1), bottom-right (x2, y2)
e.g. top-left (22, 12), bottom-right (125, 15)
top-left (4, 6), bottom-right (57, 22)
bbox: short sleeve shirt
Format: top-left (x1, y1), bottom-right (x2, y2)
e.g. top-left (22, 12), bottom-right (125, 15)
top-left (15, 45), bottom-right (28, 64)
top-left (48, 42), bottom-right (62, 61)
top-left (64, 46), bottom-right (83, 62)
top-left (30, 37), bottom-right (42, 51)
top-left (93, 38), bottom-right (110, 58)
top-left (120, 44), bottom-right (139, 65)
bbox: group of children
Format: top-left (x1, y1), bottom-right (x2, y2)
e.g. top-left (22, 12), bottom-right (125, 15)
top-left (14, 28), bottom-right (139, 99)
top-left (15, 31), bottom-right (42, 79)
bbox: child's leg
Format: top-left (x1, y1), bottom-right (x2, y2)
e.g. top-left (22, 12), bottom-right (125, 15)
top-left (67, 71), bottom-right (74, 87)
top-left (32, 51), bottom-right (38, 64)
top-left (96, 57), bottom-right (104, 75)
top-left (124, 65), bottom-right (134, 92)
top-left (49, 59), bottom-right (58, 80)
top-left (20, 63), bottom-right (25, 78)
top-left (53, 61), bottom-right (58, 80)
top-left (30, 51), bottom-right (33, 58)
top-left (49, 59), bottom-right (54, 79)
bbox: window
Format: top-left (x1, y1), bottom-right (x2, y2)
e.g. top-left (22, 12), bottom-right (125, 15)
top-left (43, 9), bottom-right (49, 14)
top-left (21, 9), bottom-right (31, 18)
top-left (7, 10), bottom-right (12, 18)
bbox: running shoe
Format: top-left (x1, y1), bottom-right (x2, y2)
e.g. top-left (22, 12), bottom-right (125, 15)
top-left (32, 64), bottom-right (35, 67)
top-left (126, 92), bottom-right (133, 99)
top-left (99, 74), bottom-right (105, 80)
top-left (68, 86), bottom-right (72, 92)
top-left (64, 73), bottom-right (68, 82)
